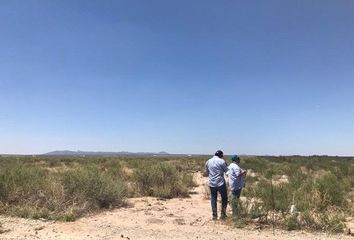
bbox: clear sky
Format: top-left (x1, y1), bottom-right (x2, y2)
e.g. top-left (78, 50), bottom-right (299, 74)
top-left (1, 0), bottom-right (354, 155)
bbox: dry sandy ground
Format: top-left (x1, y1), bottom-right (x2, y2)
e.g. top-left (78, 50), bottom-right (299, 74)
top-left (0, 173), bottom-right (353, 240)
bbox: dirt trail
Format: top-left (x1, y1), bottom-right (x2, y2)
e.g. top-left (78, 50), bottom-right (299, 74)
top-left (0, 172), bottom-right (352, 240)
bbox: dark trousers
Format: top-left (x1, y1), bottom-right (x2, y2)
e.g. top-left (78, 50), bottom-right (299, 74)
top-left (210, 183), bottom-right (228, 217)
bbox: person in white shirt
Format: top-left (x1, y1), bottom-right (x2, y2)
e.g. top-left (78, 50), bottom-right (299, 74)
top-left (205, 150), bottom-right (229, 219)
top-left (228, 155), bottom-right (247, 217)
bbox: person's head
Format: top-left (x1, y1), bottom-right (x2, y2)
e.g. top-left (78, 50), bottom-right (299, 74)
top-left (231, 155), bottom-right (240, 163)
top-left (214, 150), bottom-right (224, 158)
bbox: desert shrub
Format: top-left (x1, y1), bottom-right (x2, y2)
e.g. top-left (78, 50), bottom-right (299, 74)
top-left (133, 162), bottom-right (193, 198)
top-left (0, 162), bottom-right (47, 203)
top-left (294, 211), bottom-right (346, 233)
top-left (125, 158), bottom-right (141, 169)
top-left (242, 157), bottom-right (269, 175)
top-left (182, 173), bottom-right (198, 188)
top-left (318, 212), bottom-right (346, 233)
top-left (238, 156), bottom-right (354, 233)
top-left (315, 173), bottom-right (346, 209)
top-left (47, 158), bottom-right (62, 168)
top-left (300, 210), bottom-right (323, 230)
top-left (284, 214), bottom-right (301, 231)
top-left (227, 198), bottom-right (268, 227)
top-left (0, 159), bottom-right (127, 220)
top-left (100, 159), bottom-right (124, 177)
top-left (62, 165), bottom-right (126, 209)
top-left (245, 180), bottom-right (292, 214)
top-left (287, 168), bottom-right (307, 187)
top-left (0, 162), bottom-right (58, 218)
top-left (239, 200), bottom-right (265, 219)
top-left (344, 170), bottom-right (354, 190)
top-left (10, 206), bottom-right (50, 220)
top-left (245, 175), bottom-right (258, 185)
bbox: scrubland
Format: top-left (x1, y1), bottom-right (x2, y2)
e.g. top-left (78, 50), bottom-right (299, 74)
top-left (0, 155), bottom-right (353, 234)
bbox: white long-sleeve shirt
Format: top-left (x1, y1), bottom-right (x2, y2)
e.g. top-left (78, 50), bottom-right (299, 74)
top-left (228, 162), bottom-right (245, 191)
top-left (205, 156), bottom-right (228, 187)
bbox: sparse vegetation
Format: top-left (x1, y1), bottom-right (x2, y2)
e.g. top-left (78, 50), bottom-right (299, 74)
top-left (132, 162), bottom-right (190, 198)
top-left (0, 156), bottom-right (198, 220)
top-left (0, 157), bottom-right (127, 220)
top-left (237, 156), bottom-right (354, 233)
top-left (0, 155), bottom-right (352, 234)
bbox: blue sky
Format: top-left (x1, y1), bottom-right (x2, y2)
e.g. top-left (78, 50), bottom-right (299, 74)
top-left (1, 0), bottom-right (354, 155)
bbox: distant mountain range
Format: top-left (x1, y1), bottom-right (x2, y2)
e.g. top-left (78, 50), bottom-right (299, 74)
top-left (43, 150), bottom-right (171, 156)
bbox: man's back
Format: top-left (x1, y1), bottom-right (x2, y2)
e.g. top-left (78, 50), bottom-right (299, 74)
top-left (205, 156), bottom-right (228, 187)
top-left (228, 162), bottom-right (244, 191)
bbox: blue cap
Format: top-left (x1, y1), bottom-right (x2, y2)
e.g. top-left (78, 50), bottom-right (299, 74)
top-left (231, 155), bottom-right (238, 161)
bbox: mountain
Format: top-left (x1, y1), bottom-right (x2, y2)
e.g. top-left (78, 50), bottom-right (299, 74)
top-left (43, 150), bottom-right (171, 156)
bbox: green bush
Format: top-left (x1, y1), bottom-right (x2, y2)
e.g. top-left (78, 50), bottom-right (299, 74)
top-left (319, 212), bottom-right (346, 233)
top-left (62, 165), bottom-right (127, 209)
top-left (284, 214), bottom-right (300, 231)
top-left (0, 160), bottom-right (127, 220)
top-left (315, 173), bottom-right (346, 209)
top-left (0, 162), bottom-right (47, 203)
top-left (245, 180), bottom-right (291, 213)
top-left (133, 162), bottom-right (193, 198)
top-left (182, 173), bottom-right (198, 188)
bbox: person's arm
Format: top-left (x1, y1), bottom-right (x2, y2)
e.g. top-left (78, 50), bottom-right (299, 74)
top-left (205, 161), bottom-right (210, 175)
top-left (234, 165), bottom-right (241, 177)
top-left (241, 167), bottom-right (247, 176)
top-left (222, 160), bottom-right (229, 173)
top-left (225, 165), bottom-right (231, 176)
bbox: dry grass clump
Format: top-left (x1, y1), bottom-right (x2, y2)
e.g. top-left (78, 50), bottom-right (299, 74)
top-left (132, 162), bottom-right (196, 198)
top-left (0, 159), bottom-right (127, 221)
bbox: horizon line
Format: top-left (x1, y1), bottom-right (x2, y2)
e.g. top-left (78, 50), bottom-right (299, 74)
top-left (0, 150), bottom-right (353, 158)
